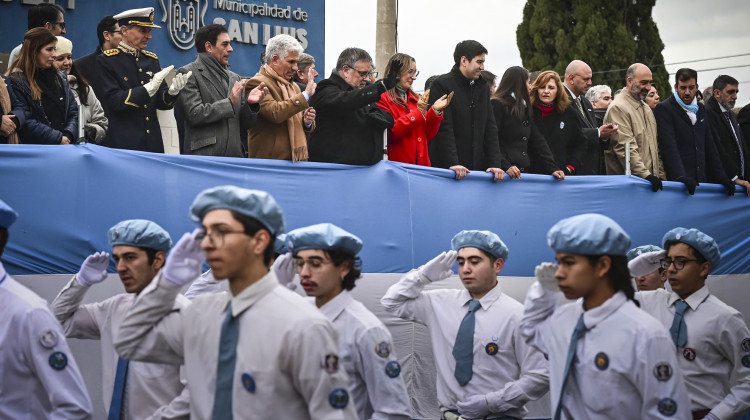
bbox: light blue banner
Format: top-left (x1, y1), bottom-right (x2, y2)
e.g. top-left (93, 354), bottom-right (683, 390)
top-left (1, 144), bottom-right (748, 275)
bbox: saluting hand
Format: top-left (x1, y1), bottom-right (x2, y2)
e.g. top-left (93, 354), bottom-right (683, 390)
top-left (76, 252), bottom-right (111, 287)
top-left (271, 252), bottom-right (297, 290)
top-left (418, 250), bottom-right (457, 282)
top-left (162, 229), bottom-right (204, 286)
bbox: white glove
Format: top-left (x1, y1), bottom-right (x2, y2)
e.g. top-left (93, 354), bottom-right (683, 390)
top-left (628, 250), bottom-right (666, 277)
top-left (144, 65), bottom-right (173, 97)
top-left (702, 413), bottom-right (719, 420)
top-left (271, 252), bottom-right (297, 290)
top-left (456, 394), bottom-right (490, 419)
top-left (536, 262), bottom-right (560, 291)
top-left (76, 251), bottom-right (110, 286)
top-left (168, 70), bottom-right (192, 96)
top-left (419, 250), bottom-right (457, 282)
top-left (162, 229), bottom-right (204, 286)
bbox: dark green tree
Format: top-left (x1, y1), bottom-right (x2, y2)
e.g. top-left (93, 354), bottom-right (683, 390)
top-left (517, 0), bottom-right (671, 97)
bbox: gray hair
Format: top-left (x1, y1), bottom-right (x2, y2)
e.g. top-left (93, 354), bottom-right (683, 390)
top-left (264, 34), bottom-right (303, 64)
top-left (335, 47), bottom-right (372, 71)
top-left (586, 85), bottom-right (611, 103)
top-left (298, 53), bottom-right (315, 73)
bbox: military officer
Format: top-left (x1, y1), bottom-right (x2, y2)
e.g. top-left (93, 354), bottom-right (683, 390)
top-left (96, 7), bottom-right (191, 152)
top-left (0, 198), bottom-right (93, 419)
top-left (114, 186), bottom-right (357, 419)
top-left (51, 219), bottom-right (190, 420)
top-left (285, 223), bottom-right (412, 419)
top-left (381, 230), bottom-right (549, 420)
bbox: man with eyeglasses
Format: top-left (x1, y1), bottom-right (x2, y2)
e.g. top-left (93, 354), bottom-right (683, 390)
top-left (636, 227), bottom-right (750, 420)
top-left (51, 219), bottom-right (190, 420)
top-left (281, 223), bottom-right (411, 419)
top-left (604, 63), bottom-right (665, 192)
top-left (75, 16), bottom-right (123, 99)
top-left (115, 186), bottom-right (357, 418)
top-left (8, 3), bottom-right (66, 67)
top-left (308, 47), bottom-right (399, 165)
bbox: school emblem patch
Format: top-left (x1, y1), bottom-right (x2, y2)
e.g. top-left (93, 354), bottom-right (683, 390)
top-left (683, 347), bottom-right (697, 361)
top-left (653, 363), bottom-right (672, 381)
top-left (657, 398), bottom-right (678, 416)
top-left (241, 373), bottom-right (256, 393)
top-left (385, 361), bottom-right (401, 378)
top-left (594, 352), bottom-right (609, 370)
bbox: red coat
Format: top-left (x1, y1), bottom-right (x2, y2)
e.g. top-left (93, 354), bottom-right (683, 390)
top-left (376, 90), bottom-right (443, 166)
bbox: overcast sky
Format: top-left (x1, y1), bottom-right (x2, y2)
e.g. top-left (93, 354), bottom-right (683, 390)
top-left (325, 0), bottom-right (750, 106)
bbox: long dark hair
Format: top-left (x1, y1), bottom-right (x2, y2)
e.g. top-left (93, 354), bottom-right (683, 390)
top-left (587, 255), bottom-right (640, 307)
top-left (69, 62), bottom-right (91, 106)
top-left (6, 28), bottom-right (57, 100)
top-left (493, 66), bottom-right (532, 121)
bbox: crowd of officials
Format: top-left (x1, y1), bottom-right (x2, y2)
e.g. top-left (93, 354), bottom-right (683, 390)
top-left (2, 4), bottom-right (750, 196)
top-left (3, 4), bottom-right (750, 420)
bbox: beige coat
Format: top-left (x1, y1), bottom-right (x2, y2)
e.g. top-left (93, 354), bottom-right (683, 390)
top-left (604, 92), bottom-right (665, 178)
top-left (245, 67), bottom-right (312, 160)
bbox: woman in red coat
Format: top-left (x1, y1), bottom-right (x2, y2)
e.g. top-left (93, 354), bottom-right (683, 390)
top-left (376, 53), bottom-right (451, 166)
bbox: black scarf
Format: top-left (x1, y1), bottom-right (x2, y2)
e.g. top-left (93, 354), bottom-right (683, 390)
top-left (36, 67), bottom-right (66, 131)
top-left (198, 52), bottom-right (230, 93)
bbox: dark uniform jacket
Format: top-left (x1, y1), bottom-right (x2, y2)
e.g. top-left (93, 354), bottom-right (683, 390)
top-left (655, 95), bottom-right (728, 183)
top-left (427, 65), bottom-right (502, 170)
top-left (531, 106), bottom-right (587, 174)
top-left (564, 86), bottom-right (607, 175)
top-left (492, 97), bottom-right (557, 175)
top-left (308, 72), bottom-right (393, 165)
top-left (705, 96), bottom-right (750, 180)
top-left (96, 43), bottom-right (177, 152)
top-left (74, 46), bottom-right (102, 94)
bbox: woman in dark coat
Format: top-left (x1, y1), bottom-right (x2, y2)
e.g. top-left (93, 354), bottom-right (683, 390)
top-left (530, 70), bottom-right (587, 175)
top-left (491, 66), bottom-right (564, 179)
top-left (7, 28), bottom-right (78, 145)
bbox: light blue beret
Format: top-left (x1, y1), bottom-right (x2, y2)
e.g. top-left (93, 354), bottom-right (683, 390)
top-left (547, 213), bottom-right (631, 256)
top-left (627, 244), bottom-right (663, 261)
top-left (275, 233), bottom-right (290, 254)
top-left (286, 223), bottom-right (363, 255)
top-left (662, 227), bottom-right (721, 270)
top-left (189, 186), bottom-right (285, 236)
top-left (108, 219), bottom-right (172, 252)
top-left (0, 199), bottom-right (18, 229)
top-left (451, 230), bottom-right (509, 260)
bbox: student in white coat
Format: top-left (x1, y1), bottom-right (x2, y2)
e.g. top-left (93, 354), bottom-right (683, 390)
top-left (521, 213), bottom-right (690, 420)
top-left (636, 228), bottom-right (750, 420)
top-left (114, 186), bottom-right (357, 419)
top-left (0, 198), bottom-right (93, 419)
top-left (381, 230), bottom-right (549, 420)
top-left (284, 223), bottom-right (412, 420)
top-left (51, 219), bottom-right (189, 420)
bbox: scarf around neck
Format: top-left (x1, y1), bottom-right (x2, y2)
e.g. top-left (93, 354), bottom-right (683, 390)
top-left (537, 102), bottom-right (555, 117)
top-left (198, 52), bottom-right (230, 93)
top-left (674, 91), bottom-right (699, 114)
top-left (262, 64), bottom-right (308, 162)
top-left (0, 77), bottom-right (19, 144)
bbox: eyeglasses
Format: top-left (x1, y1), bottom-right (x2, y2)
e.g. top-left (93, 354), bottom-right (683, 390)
top-left (346, 65), bottom-right (377, 79)
top-left (54, 21), bottom-right (66, 30)
top-left (659, 258), bottom-right (698, 271)
top-left (407, 69), bottom-right (420, 78)
top-left (294, 257), bottom-right (333, 272)
top-left (196, 229), bottom-right (247, 248)
top-left (107, 29), bottom-right (122, 34)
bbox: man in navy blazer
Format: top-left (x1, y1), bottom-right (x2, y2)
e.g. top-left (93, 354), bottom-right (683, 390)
top-left (654, 68), bottom-right (735, 196)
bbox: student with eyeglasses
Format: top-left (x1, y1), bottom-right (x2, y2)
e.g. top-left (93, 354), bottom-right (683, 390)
top-left (636, 227), bottom-right (750, 420)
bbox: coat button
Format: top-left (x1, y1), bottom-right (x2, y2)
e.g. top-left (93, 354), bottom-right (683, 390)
top-left (141, 81), bottom-right (144, 85)
top-left (410, 116), bottom-right (415, 121)
top-left (139, 69), bottom-right (142, 72)
top-left (522, 152), bottom-right (527, 156)
top-left (146, 129), bottom-right (150, 133)
top-left (144, 105), bottom-right (148, 109)
top-left (417, 137), bottom-right (422, 142)
top-left (522, 137), bottom-right (527, 141)
top-left (146, 117), bottom-right (149, 121)
top-left (295, 100), bottom-right (300, 104)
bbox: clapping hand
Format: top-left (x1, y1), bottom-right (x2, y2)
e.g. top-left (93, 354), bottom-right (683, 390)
top-left (417, 90), bottom-right (430, 114)
top-left (432, 91), bottom-right (454, 113)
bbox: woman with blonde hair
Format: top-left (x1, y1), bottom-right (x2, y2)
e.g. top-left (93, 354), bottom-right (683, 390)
top-left (530, 70), bottom-right (587, 175)
top-left (376, 52), bottom-right (452, 166)
top-left (7, 28), bottom-right (78, 144)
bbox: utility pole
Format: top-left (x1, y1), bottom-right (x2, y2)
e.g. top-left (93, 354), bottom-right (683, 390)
top-left (375, 0), bottom-right (397, 74)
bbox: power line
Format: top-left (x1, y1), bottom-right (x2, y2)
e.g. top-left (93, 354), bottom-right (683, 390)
top-left (593, 52), bottom-right (750, 75)
top-left (664, 53), bottom-right (750, 66)
top-left (595, 62), bottom-right (750, 75)
top-left (668, 63), bottom-right (750, 75)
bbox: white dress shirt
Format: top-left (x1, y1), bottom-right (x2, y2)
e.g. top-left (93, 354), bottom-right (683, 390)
top-left (637, 286), bottom-right (750, 419)
top-left (51, 276), bottom-right (190, 420)
top-left (320, 291), bottom-right (412, 420)
top-left (522, 282), bottom-right (691, 419)
top-left (114, 270), bottom-right (358, 419)
top-left (381, 270), bottom-right (549, 417)
top-left (0, 263), bottom-right (93, 419)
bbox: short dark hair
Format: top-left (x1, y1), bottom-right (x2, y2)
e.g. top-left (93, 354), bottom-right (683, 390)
top-left (713, 74), bottom-right (739, 91)
top-left (196, 24), bottom-right (227, 53)
top-left (326, 249), bottom-right (362, 291)
top-left (336, 47), bottom-right (372, 71)
top-left (453, 40), bottom-right (487, 66)
top-left (142, 248), bottom-right (159, 265)
top-left (28, 3), bottom-right (63, 30)
top-left (0, 227), bottom-right (8, 257)
top-left (96, 16), bottom-right (117, 48)
top-left (230, 211), bottom-right (275, 266)
top-left (423, 75), bottom-right (439, 91)
top-left (675, 68), bottom-right (697, 84)
top-left (480, 70), bottom-right (497, 86)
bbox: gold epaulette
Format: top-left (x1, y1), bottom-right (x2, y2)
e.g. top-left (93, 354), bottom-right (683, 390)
top-left (103, 48), bottom-right (120, 57)
top-left (142, 50), bottom-right (158, 59)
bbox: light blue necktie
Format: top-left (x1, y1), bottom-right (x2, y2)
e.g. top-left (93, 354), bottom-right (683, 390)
top-left (212, 302), bottom-right (239, 420)
top-left (452, 299), bottom-right (482, 386)
top-left (554, 314), bottom-right (587, 420)
top-left (670, 300), bottom-right (689, 348)
top-left (108, 356), bottom-right (129, 420)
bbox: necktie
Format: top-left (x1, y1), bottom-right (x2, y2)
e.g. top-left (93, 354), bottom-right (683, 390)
top-left (575, 97), bottom-right (586, 118)
top-left (108, 357), bottom-right (129, 420)
top-left (670, 300), bottom-right (689, 348)
top-left (212, 302), bottom-right (239, 420)
top-left (554, 314), bottom-right (587, 420)
top-left (452, 299), bottom-right (481, 386)
top-left (724, 111), bottom-right (746, 176)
